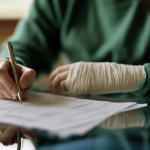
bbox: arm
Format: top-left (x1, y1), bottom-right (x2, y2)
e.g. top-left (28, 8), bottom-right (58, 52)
top-left (49, 62), bottom-right (150, 96)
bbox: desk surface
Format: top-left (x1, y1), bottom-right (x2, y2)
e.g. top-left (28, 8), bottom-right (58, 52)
top-left (1, 91), bottom-right (150, 150)
top-left (32, 92), bottom-right (150, 150)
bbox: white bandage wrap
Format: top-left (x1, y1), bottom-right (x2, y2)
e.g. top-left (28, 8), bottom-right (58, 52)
top-left (65, 62), bottom-right (146, 95)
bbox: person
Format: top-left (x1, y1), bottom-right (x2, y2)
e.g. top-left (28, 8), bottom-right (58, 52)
top-left (0, 0), bottom-right (149, 148)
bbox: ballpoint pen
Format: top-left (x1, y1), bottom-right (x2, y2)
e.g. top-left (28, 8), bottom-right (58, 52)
top-left (6, 42), bottom-right (22, 103)
top-left (6, 42), bottom-right (22, 150)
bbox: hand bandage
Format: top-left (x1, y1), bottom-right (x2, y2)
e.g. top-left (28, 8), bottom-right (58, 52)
top-left (65, 62), bottom-right (146, 95)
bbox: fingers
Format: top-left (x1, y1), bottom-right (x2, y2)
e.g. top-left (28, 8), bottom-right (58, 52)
top-left (18, 65), bottom-right (36, 90)
top-left (50, 71), bottom-right (69, 87)
top-left (21, 91), bottom-right (28, 100)
top-left (0, 69), bottom-right (18, 97)
top-left (49, 64), bottom-right (71, 91)
top-left (0, 92), bottom-right (15, 101)
top-left (49, 65), bottom-right (70, 81)
top-left (0, 126), bottom-right (18, 146)
top-left (0, 82), bottom-right (13, 99)
top-left (60, 80), bottom-right (67, 91)
top-left (0, 91), bottom-right (28, 101)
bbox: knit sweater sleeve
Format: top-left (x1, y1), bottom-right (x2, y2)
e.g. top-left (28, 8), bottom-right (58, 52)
top-left (133, 64), bottom-right (150, 96)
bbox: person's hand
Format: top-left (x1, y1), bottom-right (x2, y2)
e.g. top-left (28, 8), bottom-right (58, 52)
top-left (0, 58), bottom-right (36, 100)
top-left (49, 64), bottom-right (71, 91)
top-left (0, 124), bottom-right (36, 146)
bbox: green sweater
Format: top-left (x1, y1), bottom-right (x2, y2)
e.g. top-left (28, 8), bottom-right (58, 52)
top-left (0, 0), bottom-right (150, 96)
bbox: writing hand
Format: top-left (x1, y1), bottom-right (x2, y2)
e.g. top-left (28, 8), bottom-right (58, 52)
top-left (0, 58), bottom-right (36, 100)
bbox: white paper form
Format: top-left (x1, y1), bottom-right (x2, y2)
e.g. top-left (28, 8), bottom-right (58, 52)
top-left (0, 92), bottom-right (147, 135)
top-left (55, 104), bottom-right (147, 135)
top-left (120, 104), bottom-right (147, 113)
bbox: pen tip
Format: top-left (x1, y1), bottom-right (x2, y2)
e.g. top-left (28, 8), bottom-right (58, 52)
top-left (18, 93), bottom-right (22, 104)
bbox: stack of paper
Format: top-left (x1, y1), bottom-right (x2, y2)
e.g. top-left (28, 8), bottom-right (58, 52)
top-left (0, 92), bottom-right (147, 136)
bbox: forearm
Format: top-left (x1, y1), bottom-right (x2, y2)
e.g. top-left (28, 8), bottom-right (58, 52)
top-left (65, 62), bottom-right (148, 95)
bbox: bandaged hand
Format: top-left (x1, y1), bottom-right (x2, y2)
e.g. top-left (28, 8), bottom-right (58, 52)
top-left (50, 62), bottom-right (146, 95)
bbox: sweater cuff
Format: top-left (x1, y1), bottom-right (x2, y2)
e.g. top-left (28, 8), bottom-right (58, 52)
top-left (133, 63), bottom-right (150, 96)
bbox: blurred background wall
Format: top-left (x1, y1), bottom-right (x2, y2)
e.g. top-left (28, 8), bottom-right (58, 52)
top-left (0, 0), bottom-right (33, 45)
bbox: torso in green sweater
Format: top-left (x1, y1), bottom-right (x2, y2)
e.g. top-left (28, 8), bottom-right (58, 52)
top-left (1, 0), bottom-right (149, 72)
top-left (0, 0), bottom-right (150, 95)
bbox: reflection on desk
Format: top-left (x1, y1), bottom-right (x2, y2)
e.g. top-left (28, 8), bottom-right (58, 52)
top-left (99, 109), bottom-right (144, 129)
